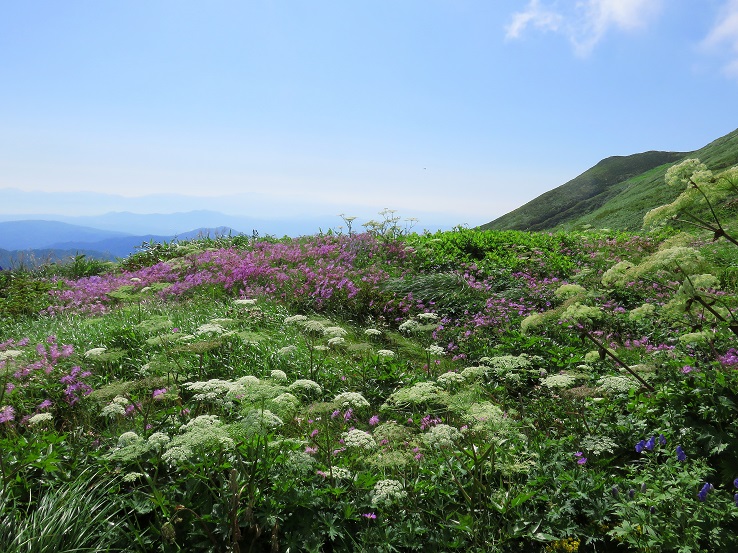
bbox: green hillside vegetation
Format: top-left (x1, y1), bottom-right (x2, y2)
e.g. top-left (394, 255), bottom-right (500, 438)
top-left (483, 127), bottom-right (738, 232)
top-left (2, 205), bottom-right (738, 551)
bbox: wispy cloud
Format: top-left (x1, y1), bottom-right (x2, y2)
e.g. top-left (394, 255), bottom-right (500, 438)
top-left (702, 0), bottom-right (738, 78)
top-left (506, 0), bottom-right (662, 56)
top-left (505, 0), bottom-right (563, 40)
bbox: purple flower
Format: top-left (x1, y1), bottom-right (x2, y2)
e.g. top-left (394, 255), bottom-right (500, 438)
top-left (734, 493), bottom-right (738, 507)
top-left (635, 440), bottom-right (646, 453)
top-left (152, 388), bottom-right (167, 399)
top-left (362, 513), bottom-right (377, 520)
top-left (369, 415), bottom-right (380, 426)
top-left (574, 451), bottom-right (587, 465)
top-left (0, 405), bottom-right (14, 423)
top-left (734, 478), bottom-right (738, 489)
top-left (698, 483), bottom-right (711, 502)
top-left (628, 489), bottom-right (635, 499)
top-left (676, 445), bottom-right (687, 462)
top-left (645, 436), bottom-right (655, 451)
top-left (37, 399), bottom-right (53, 410)
top-left (611, 486), bottom-right (619, 497)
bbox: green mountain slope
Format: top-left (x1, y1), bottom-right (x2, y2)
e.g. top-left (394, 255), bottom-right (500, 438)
top-left (481, 127), bottom-right (738, 231)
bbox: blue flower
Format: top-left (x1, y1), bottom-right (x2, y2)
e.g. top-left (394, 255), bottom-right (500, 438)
top-left (611, 486), bottom-right (619, 497)
top-left (676, 445), bottom-right (687, 461)
top-left (628, 489), bottom-right (635, 499)
top-left (635, 440), bottom-right (646, 453)
top-left (734, 477), bottom-right (738, 489)
top-left (698, 483), bottom-right (711, 502)
top-left (645, 436), bottom-right (655, 451)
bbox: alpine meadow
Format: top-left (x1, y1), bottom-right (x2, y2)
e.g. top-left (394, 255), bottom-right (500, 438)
top-left (3, 128), bottom-right (738, 552)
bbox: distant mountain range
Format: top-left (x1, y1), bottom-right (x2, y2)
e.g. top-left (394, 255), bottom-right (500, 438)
top-left (0, 219), bottom-right (243, 269)
top-left (482, 127), bottom-right (738, 231)
top-left (0, 209), bottom-right (335, 237)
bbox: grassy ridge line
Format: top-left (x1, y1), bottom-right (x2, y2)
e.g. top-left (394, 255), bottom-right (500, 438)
top-left (482, 127), bottom-right (738, 232)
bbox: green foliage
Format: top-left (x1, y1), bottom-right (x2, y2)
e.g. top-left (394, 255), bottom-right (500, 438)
top-left (3, 223), bottom-right (738, 551)
top-left (0, 270), bottom-right (53, 320)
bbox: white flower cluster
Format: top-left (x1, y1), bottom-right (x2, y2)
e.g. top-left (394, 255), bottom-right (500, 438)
top-left (603, 247), bottom-right (705, 287)
top-left (324, 326), bottom-right (347, 337)
top-left (302, 320), bottom-right (326, 334)
top-left (240, 409), bottom-right (284, 436)
top-left (333, 391), bottom-right (370, 410)
top-left (328, 466), bottom-right (353, 480)
top-left (554, 283), bottom-right (587, 299)
top-left (597, 375), bottom-right (637, 394)
top-left (386, 381), bottom-right (443, 407)
top-left (277, 345), bottom-right (298, 355)
top-left (364, 328), bottom-right (382, 336)
top-left (327, 336), bottom-right (345, 347)
top-left (436, 371), bottom-right (465, 388)
top-left (416, 312), bottom-right (440, 322)
top-left (234, 298), bottom-right (257, 306)
top-left (161, 415), bottom-right (235, 466)
top-left (370, 479), bottom-right (407, 507)
top-left (425, 344), bottom-right (446, 356)
top-left (101, 396), bottom-right (131, 417)
top-left (147, 432), bottom-right (171, 451)
top-left (460, 366), bottom-right (489, 382)
top-left (0, 349), bottom-right (23, 361)
top-left (271, 392), bottom-right (300, 407)
top-left (84, 347), bottom-right (107, 358)
top-left (28, 413), bottom-right (53, 426)
top-left (520, 312), bottom-right (545, 334)
top-left (480, 355), bottom-right (534, 370)
top-left (541, 373), bottom-right (578, 389)
top-left (269, 369), bottom-right (288, 382)
top-left (376, 349), bottom-right (395, 359)
top-left (398, 319), bottom-right (420, 333)
top-left (422, 424), bottom-right (461, 449)
top-left (628, 303), bottom-right (656, 321)
top-left (580, 434), bottom-right (618, 456)
top-left (284, 315), bottom-right (308, 324)
top-left (464, 402), bottom-right (505, 430)
top-left (678, 331), bottom-right (712, 346)
top-left (183, 379), bottom-right (242, 404)
top-left (194, 323), bottom-right (227, 336)
top-left (287, 379), bottom-right (322, 396)
top-left (560, 303), bottom-right (602, 325)
top-left (117, 431), bottom-right (143, 448)
top-left (342, 429), bottom-right (376, 450)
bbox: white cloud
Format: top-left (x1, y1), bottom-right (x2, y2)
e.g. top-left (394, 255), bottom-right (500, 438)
top-left (702, 0), bottom-right (738, 78)
top-left (506, 0), bottom-right (662, 56)
top-left (505, 0), bottom-right (563, 40)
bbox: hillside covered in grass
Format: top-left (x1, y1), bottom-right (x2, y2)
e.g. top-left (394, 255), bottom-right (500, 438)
top-left (2, 193), bottom-right (738, 551)
top-left (483, 127), bottom-right (738, 232)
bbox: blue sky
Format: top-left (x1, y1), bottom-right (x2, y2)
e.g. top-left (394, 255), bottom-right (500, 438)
top-left (1, 0), bottom-right (737, 230)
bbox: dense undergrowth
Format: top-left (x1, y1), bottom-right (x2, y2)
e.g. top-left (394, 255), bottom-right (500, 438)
top-left (2, 164), bottom-right (738, 552)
